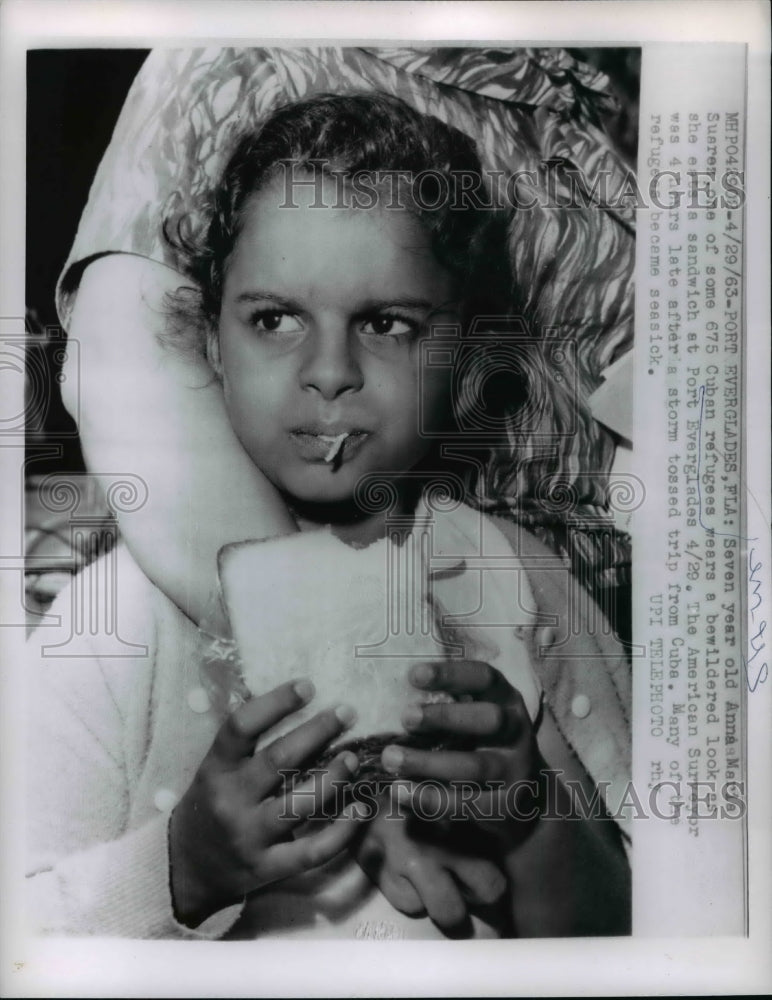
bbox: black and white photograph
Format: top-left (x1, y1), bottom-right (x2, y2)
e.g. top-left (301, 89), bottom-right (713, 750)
top-left (2, 1), bottom-right (770, 996)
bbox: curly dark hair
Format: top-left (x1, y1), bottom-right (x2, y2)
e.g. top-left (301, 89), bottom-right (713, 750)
top-left (162, 91), bottom-right (516, 358)
top-left (159, 91), bottom-right (628, 615)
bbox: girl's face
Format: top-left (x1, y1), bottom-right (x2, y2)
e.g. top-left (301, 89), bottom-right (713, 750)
top-left (217, 175), bottom-right (457, 512)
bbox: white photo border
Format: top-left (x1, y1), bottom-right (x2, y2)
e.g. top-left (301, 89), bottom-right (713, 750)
top-left (2, 2), bottom-right (770, 996)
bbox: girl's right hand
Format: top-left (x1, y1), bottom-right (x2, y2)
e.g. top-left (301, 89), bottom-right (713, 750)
top-left (169, 680), bottom-right (362, 928)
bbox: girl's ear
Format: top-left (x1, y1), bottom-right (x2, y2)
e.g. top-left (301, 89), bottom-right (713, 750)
top-left (206, 325), bottom-right (223, 377)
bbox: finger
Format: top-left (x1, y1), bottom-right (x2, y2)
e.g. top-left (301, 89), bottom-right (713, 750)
top-left (395, 781), bottom-right (508, 828)
top-left (382, 744), bottom-right (505, 784)
top-left (379, 874), bottom-right (426, 918)
top-left (409, 660), bottom-right (501, 697)
top-left (442, 855), bottom-right (507, 906)
top-left (211, 679), bottom-right (315, 763)
top-left (259, 801), bottom-right (369, 884)
top-left (403, 698), bottom-right (528, 745)
top-left (249, 705), bottom-right (356, 798)
top-left (263, 751), bottom-right (358, 830)
top-left (403, 858), bottom-right (469, 932)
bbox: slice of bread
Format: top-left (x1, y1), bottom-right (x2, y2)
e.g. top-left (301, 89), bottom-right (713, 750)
top-left (219, 504), bottom-right (542, 754)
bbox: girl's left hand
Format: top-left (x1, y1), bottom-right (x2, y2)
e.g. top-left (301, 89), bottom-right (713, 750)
top-left (353, 791), bottom-right (507, 936)
top-left (382, 659), bottom-right (633, 937)
top-left (380, 660), bottom-right (544, 844)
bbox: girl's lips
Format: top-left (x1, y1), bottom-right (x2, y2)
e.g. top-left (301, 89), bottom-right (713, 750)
top-left (290, 430), bottom-right (370, 463)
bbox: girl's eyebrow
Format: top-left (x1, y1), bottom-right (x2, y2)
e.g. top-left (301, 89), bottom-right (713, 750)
top-left (355, 297), bottom-right (465, 318)
top-left (355, 297), bottom-right (436, 313)
top-left (234, 291), bottom-right (459, 313)
top-left (234, 290), bottom-right (300, 310)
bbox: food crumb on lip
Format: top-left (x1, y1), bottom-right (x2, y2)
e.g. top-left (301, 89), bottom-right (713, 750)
top-left (320, 432), bottom-right (349, 463)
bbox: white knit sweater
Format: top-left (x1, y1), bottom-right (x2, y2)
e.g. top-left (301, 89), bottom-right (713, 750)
top-left (25, 546), bottom-right (241, 939)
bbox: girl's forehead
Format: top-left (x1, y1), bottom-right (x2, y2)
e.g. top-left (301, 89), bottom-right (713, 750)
top-left (227, 176), bottom-right (454, 304)
top-left (240, 172), bottom-right (425, 247)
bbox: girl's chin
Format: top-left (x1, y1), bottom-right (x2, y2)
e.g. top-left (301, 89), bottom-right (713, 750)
top-left (277, 479), bottom-right (370, 522)
top-left (273, 456), bottom-right (436, 525)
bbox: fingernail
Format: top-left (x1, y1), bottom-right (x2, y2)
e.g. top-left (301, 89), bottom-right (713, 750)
top-left (402, 705), bottom-right (423, 730)
top-left (339, 751), bottom-right (359, 774)
top-left (382, 745), bottom-right (404, 774)
top-left (335, 704), bottom-right (356, 727)
top-left (344, 800), bottom-right (371, 821)
top-left (293, 679), bottom-right (315, 703)
top-left (488, 870), bottom-right (507, 900)
top-left (412, 663), bottom-right (434, 687)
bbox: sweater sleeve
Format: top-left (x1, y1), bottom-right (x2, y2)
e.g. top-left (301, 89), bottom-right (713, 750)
top-left (24, 559), bottom-right (242, 939)
top-left (26, 813), bottom-right (241, 940)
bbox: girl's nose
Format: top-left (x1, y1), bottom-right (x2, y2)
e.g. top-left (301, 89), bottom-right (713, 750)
top-left (298, 328), bottom-right (364, 400)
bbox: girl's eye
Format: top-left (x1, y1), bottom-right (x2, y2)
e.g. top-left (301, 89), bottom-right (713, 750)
top-left (360, 315), bottom-right (418, 338)
top-left (249, 310), bottom-right (303, 334)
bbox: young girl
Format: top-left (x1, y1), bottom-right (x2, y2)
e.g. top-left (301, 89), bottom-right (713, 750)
top-left (30, 92), bottom-right (631, 940)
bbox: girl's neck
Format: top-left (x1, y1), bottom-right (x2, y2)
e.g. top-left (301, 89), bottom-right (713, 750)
top-left (285, 477), bottom-right (426, 548)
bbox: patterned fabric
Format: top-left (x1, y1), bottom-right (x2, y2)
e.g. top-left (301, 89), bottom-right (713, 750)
top-left (56, 46), bottom-right (635, 595)
top-left (24, 474), bottom-right (115, 632)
